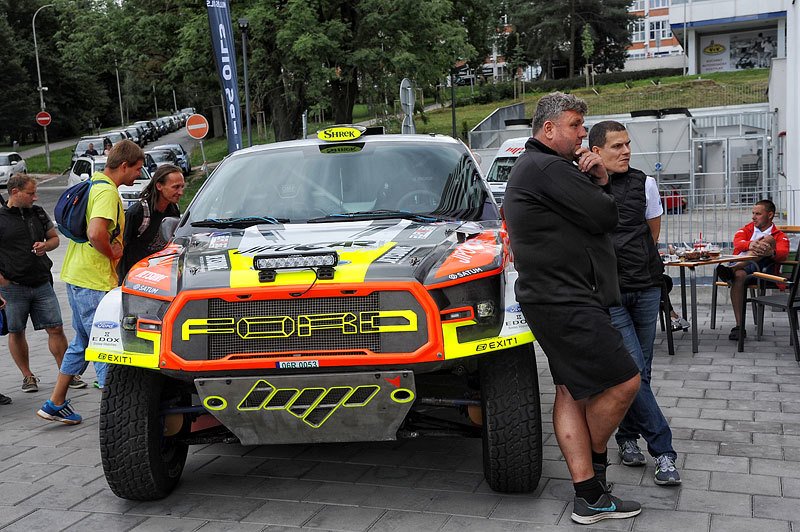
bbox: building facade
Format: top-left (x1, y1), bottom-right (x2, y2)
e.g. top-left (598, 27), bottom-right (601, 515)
top-left (626, 0), bottom-right (686, 71)
top-left (669, 0), bottom-right (786, 75)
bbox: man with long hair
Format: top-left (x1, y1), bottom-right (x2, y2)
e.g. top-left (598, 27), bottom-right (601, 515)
top-left (118, 163), bottom-right (185, 280)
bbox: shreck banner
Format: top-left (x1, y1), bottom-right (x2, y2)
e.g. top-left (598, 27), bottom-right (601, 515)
top-left (206, 0), bottom-right (243, 153)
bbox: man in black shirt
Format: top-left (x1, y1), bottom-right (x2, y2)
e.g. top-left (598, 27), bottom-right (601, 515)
top-left (82, 142), bottom-right (99, 156)
top-left (0, 174), bottom-right (70, 393)
top-left (119, 164), bottom-right (185, 280)
top-left (590, 120), bottom-right (681, 487)
top-left (504, 93), bottom-right (642, 524)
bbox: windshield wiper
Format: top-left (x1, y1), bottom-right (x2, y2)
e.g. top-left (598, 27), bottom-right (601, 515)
top-left (307, 210), bottom-right (446, 223)
top-left (190, 216), bottom-right (289, 228)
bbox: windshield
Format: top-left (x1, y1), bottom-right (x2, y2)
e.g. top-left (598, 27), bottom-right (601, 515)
top-left (107, 132), bottom-right (125, 143)
top-left (184, 140), bottom-right (491, 226)
top-left (150, 151), bottom-right (174, 163)
top-left (486, 157), bottom-right (519, 183)
top-left (75, 139), bottom-right (103, 154)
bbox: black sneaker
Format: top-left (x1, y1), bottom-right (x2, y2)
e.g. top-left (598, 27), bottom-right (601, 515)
top-left (729, 326), bottom-right (746, 341)
top-left (68, 375), bottom-right (88, 389)
top-left (0, 393), bottom-right (12, 405)
top-left (618, 440), bottom-right (646, 466)
top-left (571, 491), bottom-right (642, 525)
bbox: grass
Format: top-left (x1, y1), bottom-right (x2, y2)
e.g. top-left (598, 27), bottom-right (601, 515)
top-left (26, 146), bottom-right (74, 174)
top-left (411, 69), bottom-right (771, 140)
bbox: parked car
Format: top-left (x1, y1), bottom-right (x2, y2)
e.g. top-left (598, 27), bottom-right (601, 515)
top-left (150, 143), bottom-right (190, 175)
top-left (68, 155), bottom-right (153, 209)
top-left (124, 126), bottom-right (143, 147)
top-left (134, 121), bottom-right (156, 142)
top-left (485, 137), bottom-right (528, 205)
top-left (72, 136), bottom-right (112, 163)
top-left (105, 130), bottom-right (129, 146)
top-left (0, 152), bottom-right (27, 186)
top-left (145, 148), bottom-right (178, 170)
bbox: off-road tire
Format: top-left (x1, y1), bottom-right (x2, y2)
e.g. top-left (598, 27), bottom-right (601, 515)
top-left (479, 343), bottom-right (542, 493)
top-left (100, 364), bottom-right (189, 500)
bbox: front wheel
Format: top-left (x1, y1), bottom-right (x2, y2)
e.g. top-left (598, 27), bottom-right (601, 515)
top-left (479, 344), bottom-right (542, 493)
top-left (100, 365), bottom-right (189, 500)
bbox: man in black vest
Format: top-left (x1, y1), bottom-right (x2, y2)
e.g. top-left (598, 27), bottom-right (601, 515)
top-left (589, 121), bottom-right (681, 486)
top-left (505, 93), bottom-right (642, 525)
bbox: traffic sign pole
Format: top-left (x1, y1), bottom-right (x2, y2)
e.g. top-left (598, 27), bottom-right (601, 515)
top-left (200, 140), bottom-right (208, 177)
top-left (43, 125), bottom-right (50, 172)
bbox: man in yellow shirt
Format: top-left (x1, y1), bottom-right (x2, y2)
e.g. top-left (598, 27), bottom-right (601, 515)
top-left (37, 140), bottom-right (144, 425)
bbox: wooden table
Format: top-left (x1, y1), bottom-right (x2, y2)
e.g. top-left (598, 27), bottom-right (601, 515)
top-left (665, 255), bottom-right (757, 353)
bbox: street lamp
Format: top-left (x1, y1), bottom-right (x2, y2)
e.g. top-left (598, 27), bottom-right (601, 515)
top-left (238, 18), bottom-right (252, 147)
top-left (114, 59), bottom-right (124, 126)
top-left (152, 83), bottom-right (159, 118)
top-left (32, 3), bottom-right (54, 171)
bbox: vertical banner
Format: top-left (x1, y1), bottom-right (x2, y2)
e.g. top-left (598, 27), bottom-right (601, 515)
top-left (206, 0), bottom-right (243, 153)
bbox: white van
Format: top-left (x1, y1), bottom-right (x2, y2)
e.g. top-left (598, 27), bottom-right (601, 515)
top-left (485, 137), bottom-right (528, 205)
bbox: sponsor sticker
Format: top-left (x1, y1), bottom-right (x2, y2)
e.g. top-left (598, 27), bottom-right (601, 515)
top-left (209, 234), bottom-right (231, 249)
top-left (276, 360), bottom-right (320, 369)
top-left (376, 246), bottom-right (415, 264)
top-left (408, 226), bottom-right (436, 240)
top-left (95, 321), bottom-right (119, 329)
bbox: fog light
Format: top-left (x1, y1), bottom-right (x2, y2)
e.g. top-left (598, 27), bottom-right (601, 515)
top-left (476, 301), bottom-right (495, 318)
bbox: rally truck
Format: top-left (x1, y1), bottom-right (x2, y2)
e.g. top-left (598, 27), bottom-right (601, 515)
top-left (87, 125), bottom-right (542, 500)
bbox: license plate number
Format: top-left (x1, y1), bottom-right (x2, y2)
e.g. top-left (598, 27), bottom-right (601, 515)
top-left (276, 360), bottom-right (319, 369)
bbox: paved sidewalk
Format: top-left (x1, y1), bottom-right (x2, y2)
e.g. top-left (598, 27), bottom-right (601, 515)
top-left (1, 243), bottom-right (799, 531)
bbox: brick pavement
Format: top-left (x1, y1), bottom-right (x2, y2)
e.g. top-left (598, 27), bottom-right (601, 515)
top-left (1, 244), bottom-right (799, 531)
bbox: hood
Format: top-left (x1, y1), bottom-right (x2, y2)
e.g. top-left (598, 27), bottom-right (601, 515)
top-left (123, 219), bottom-right (507, 298)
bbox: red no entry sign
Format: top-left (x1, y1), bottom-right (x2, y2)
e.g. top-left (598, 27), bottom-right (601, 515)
top-left (35, 111), bottom-right (51, 127)
top-left (186, 114), bottom-right (209, 140)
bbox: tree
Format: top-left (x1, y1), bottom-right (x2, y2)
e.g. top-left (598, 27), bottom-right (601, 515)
top-left (508, 0), bottom-right (633, 78)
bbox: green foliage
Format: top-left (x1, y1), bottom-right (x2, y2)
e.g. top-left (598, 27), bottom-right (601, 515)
top-left (508, 0), bottom-right (633, 77)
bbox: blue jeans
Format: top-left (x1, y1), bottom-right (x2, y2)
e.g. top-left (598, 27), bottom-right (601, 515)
top-left (61, 284), bottom-right (108, 386)
top-left (610, 286), bottom-right (676, 459)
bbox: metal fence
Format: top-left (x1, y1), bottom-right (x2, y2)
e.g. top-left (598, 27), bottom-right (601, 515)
top-left (659, 186), bottom-right (799, 251)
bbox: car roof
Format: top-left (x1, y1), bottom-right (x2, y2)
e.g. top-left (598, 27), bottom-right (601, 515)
top-left (0, 152), bottom-right (20, 157)
top-left (230, 128), bottom-right (461, 160)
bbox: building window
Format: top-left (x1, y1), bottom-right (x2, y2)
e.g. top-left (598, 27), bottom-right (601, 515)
top-left (630, 20), bottom-right (646, 43)
top-left (629, 0), bottom-right (645, 11)
top-left (649, 0), bottom-right (669, 8)
top-left (649, 19), bottom-right (671, 42)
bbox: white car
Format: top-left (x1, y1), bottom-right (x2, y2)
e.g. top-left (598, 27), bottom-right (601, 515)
top-left (0, 152), bottom-right (27, 186)
top-left (485, 137), bottom-right (528, 205)
top-left (68, 155), bottom-right (153, 209)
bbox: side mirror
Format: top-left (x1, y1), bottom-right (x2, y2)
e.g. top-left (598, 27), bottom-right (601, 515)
top-left (80, 173), bottom-right (90, 181)
top-left (159, 216), bottom-right (180, 242)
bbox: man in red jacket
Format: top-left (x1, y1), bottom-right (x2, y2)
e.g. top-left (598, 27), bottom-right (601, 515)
top-left (717, 199), bottom-right (790, 340)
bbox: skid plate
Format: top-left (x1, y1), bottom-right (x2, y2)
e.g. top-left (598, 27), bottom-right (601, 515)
top-left (194, 371), bottom-right (416, 445)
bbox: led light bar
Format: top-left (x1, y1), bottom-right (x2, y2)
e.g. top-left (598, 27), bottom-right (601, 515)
top-left (253, 252), bottom-right (338, 271)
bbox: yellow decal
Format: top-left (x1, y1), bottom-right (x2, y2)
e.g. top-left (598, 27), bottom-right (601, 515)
top-left (232, 380), bottom-right (381, 428)
top-left (441, 320), bottom-right (534, 359)
top-left (703, 42), bottom-right (725, 55)
top-left (229, 243), bottom-right (397, 287)
top-left (317, 125), bottom-right (365, 142)
top-left (183, 310), bottom-right (417, 340)
top-left (390, 388), bottom-right (415, 404)
top-left (85, 330), bottom-right (161, 369)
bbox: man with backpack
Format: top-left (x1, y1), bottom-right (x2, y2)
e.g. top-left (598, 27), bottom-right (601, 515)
top-left (37, 140), bottom-right (145, 425)
top-left (118, 163), bottom-right (185, 280)
top-left (0, 174), bottom-right (71, 393)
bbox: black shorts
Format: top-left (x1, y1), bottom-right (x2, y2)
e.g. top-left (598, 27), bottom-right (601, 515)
top-left (521, 303), bottom-right (639, 400)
